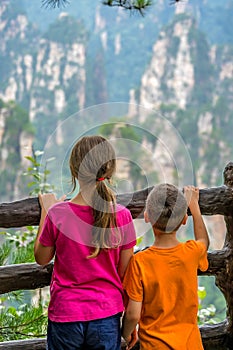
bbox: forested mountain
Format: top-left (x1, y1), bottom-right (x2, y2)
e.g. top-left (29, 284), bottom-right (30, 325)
top-left (0, 0), bottom-right (233, 201)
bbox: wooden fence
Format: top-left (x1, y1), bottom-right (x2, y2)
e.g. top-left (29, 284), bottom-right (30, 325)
top-left (1, 162), bottom-right (233, 349)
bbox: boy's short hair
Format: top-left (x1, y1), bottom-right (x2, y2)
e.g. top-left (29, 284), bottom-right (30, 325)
top-left (146, 183), bottom-right (188, 233)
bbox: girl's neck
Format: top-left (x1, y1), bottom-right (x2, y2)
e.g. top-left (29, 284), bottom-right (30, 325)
top-left (70, 192), bottom-right (90, 206)
top-left (70, 182), bottom-right (95, 206)
top-left (153, 231), bottom-right (180, 249)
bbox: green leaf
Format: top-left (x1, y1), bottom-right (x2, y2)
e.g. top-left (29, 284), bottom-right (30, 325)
top-left (24, 156), bottom-right (35, 162)
top-left (32, 174), bottom-right (41, 181)
top-left (27, 181), bottom-right (38, 187)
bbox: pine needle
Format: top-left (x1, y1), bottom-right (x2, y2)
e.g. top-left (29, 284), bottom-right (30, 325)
top-left (41, 0), bottom-right (70, 9)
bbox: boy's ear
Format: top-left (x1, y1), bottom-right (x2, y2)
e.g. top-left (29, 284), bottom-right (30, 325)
top-left (144, 211), bottom-right (150, 223)
top-left (182, 213), bottom-right (188, 225)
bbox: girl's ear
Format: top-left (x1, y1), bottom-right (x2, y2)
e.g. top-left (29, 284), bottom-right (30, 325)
top-left (182, 213), bottom-right (188, 226)
top-left (144, 211), bottom-right (150, 223)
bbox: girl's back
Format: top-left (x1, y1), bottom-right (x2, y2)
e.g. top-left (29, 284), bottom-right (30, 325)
top-left (39, 201), bottom-right (136, 322)
top-left (34, 135), bottom-right (137, 350)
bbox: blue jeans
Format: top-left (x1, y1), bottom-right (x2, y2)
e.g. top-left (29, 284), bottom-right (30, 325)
top-left (47, 313), bottom-right (122, 350)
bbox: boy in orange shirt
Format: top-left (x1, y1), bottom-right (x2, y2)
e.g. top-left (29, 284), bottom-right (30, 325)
top-left (122, 184), bottom-right (209, 350)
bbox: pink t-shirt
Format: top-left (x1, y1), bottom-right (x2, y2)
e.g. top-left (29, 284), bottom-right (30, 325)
top-left (39, 202), bottom-right (136, 322)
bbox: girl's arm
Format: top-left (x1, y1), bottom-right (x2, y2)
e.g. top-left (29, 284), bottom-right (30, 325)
top-left (118, 248), bottom-right (134, 281)
top-left (34, 193), bottom-right (65, 265)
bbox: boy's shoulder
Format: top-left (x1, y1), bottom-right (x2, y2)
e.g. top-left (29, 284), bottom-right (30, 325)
top-left (133, 246), bottom-right (152, 260)
top-left (185, 239), bottom-right (207, 251)
top-left (134, 241), bottom-right (206, 257)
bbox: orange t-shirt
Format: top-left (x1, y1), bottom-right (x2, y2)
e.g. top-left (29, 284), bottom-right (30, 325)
top-left (123, 240), bottom-right (208, 350)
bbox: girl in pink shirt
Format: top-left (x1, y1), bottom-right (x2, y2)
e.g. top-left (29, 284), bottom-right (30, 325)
top-left (34, 135), bottom-right (136, 350)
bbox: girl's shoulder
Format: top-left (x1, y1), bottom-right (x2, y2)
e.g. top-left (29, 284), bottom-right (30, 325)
top-left (115, 203), bottom-right (132, 216)
top-left (115, 204), bottom-right (134, 227)
top-left (48, 201), bottom-right (69, 211)
top-left (50, 201), bottom-right (92, 211)
top-left (45, 201), bottom-right (68, 218)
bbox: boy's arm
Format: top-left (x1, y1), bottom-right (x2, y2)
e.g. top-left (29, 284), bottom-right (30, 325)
top-left (184, 186), bottom-right (209, 249)
top-left (122, 298), bottom-right (142, 348)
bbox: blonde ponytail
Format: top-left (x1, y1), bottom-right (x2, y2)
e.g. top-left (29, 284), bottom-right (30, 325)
top-left (88, 179), bottom-right (121, 258)
top-left (69, 136), bottom-right (120, 258)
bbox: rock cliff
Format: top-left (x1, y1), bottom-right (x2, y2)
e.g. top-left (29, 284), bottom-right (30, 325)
top-left (0, 1), bottom-right (87, 149)
top-left (138, 13), bottom-right (233, 188)
top-left (0, 0), bottom-right (233, 198)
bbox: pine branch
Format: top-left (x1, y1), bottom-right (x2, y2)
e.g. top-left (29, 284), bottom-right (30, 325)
top-left (0, 304), bottom-right (47, 341)
top-left (103, 0), bottom-right (152, 13)
top-left (0, 313), bottom-right (46, 331)
top-left (15, 331), bottom-right (46, 338)
top-left (41, 0), bottom-right (152, 13)
top-left (41, 0), bottom-right (70, 8)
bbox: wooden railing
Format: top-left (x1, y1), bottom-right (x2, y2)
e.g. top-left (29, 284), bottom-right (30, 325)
top-left (1, 162), bottom-right (233, 349)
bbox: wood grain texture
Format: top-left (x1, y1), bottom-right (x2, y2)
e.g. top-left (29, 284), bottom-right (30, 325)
top-left (0, 185), bottom-right (233, 228)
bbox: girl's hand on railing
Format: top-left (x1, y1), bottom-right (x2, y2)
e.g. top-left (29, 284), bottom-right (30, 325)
top-left (38, 193), bottom-right (66, 214)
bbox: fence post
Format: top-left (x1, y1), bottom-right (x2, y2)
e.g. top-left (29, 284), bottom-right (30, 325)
top-left (215, 162), bottom-right (233, 345)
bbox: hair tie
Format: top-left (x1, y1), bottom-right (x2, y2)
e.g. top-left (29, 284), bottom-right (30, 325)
top-left (97, 177), bottom-right (105, 181)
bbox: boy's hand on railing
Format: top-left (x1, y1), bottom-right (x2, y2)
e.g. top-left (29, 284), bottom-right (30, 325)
top-left (183, 186), bottom-right (209, 249)
top-left (183, 186), bottom-right (200, 215)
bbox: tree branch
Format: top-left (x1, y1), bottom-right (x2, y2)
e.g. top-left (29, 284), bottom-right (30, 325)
top-left (0, 263), bottom-right (53, 294)
top-left (41, 0), bottom-right (152, 13)
top-left (0, 250), bottom-right (226, 294)
top-left (0, 185), bottom-right (233, 228)
top-left (102, 0), bottom-right (152, 13)
top-left (0, 321), bottom-right (230, 350)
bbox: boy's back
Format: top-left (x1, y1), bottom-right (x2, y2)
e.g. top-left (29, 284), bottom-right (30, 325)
top-left (123, 240), bottom-right (208, 349)
top-left (122, 185), bottom-right (209, 350)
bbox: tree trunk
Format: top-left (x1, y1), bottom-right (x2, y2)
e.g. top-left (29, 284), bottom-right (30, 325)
top-left (216, 162), bottom-right (233, 344)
